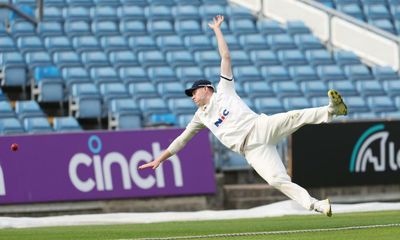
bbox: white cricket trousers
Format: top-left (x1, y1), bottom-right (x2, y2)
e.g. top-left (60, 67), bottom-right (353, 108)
top-left (243, 106), bottom-right (332, 210)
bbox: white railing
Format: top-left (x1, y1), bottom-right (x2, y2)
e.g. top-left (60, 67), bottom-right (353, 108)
top-left (229, 0), bottom-right (400, 71)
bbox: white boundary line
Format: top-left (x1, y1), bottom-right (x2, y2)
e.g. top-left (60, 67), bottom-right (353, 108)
top-left (120, 223), bottom-right (400, 240)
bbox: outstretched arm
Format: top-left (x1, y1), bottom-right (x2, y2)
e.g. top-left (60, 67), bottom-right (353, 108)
top-left (208, 15), bottom-right (232, 78)
top-left (138, 150), bottom-right (172, 170)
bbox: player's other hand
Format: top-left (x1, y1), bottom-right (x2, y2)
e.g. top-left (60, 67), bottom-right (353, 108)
top-left (208, 15), bottom-right (224, 30)
top-left (138, 160), bottom-right (161, 170)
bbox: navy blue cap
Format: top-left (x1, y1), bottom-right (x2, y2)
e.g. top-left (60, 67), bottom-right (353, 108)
top-left (184, 80), bottom-right (214, 97)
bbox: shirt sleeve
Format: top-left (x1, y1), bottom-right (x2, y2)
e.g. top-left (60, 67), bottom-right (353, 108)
top-left (167, 113), bottom-right (205, 155)
top-left (217, 74), bottom-right (236, 95)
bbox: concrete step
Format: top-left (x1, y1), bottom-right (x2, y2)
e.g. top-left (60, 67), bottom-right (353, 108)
top-left (224, 184), bottom-right (286, 199)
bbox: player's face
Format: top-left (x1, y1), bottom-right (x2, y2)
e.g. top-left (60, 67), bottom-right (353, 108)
top-left (192, 87), bottom-right (207, 107)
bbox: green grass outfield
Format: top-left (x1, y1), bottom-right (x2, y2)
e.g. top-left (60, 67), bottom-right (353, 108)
top-left (1, 211), bottom-right (399, 240)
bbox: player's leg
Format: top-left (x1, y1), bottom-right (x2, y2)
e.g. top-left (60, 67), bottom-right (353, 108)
top-left (244, 144), bottom-right (332, 216)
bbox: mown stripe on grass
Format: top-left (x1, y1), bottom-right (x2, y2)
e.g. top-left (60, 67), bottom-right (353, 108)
top-left (123, 223), bottom-right (400, 240)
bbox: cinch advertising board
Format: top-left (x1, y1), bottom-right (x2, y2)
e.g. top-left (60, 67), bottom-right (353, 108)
top-left (0, 129), bottom-right (216, 204)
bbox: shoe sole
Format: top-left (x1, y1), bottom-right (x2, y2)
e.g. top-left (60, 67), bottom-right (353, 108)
top-left (326, 199), bottom-right (332, 217)
top-left (328, 89), bottom-right (348, 116)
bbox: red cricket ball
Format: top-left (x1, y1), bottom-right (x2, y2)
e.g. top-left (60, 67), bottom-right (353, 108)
top-left (10, 143), bottom-right (18, 152)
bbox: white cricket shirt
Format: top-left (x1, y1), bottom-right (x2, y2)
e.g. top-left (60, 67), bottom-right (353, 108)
top-left (167, 77), bottom-right (258, 155)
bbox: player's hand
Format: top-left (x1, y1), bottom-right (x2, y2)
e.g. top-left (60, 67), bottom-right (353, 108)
top-left (208, 15), bottom-right (224, 30)
top-left (138, 160), bottom-right (161, 170)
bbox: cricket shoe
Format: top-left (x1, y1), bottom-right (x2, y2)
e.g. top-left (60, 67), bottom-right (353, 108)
top-left (328, 89), bottom-right (348, 116)
top-left (314, 199), bottom-right (332, 217)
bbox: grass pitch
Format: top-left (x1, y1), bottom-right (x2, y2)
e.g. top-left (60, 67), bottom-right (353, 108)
top-left (0, 210), bottom-right (399, 240)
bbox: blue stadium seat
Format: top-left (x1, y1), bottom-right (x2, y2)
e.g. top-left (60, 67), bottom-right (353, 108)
top-left (166, 50), bottom-right (195, 67)
top-left (172, 5), bottom-right (200, 20)
top-left (37, 22), bottom-right (64, 37)
top-left (199, 4), bottom-right (226, 20)
top-left (120, 0), bottom-right (148, 5)
top-left (260, 65), bottom-right (291, 83)
top-left (229, 19), bottom-right (257, 35)
top-left (91, 20), bottom-right (119, 36)
top-left (139, 97), bottom-right (170, 118)
top-left (63, 6), bottom-right (91, 21)
top-left (99, 82), bottom-right (130, 106)
top-left (64, 20), bottom-right (91, 36)
top-left (157, 82), bottom-right (186, 99)
top-left (355, 80), bottom-right (385, 97)
top-left (272, 81), bottom-right (303, 98)
top-left (316, 65), bottom-right (347, 81)
top-left (249, 50), bottom-right (280, 66)
top-left (53, 116), bottom-right (82, 132)
top-left (372, 66), bottom-right (399, 81)
top-left (300, 81), bottom-right (328, 98)
top-left (119, 66), bottom-right (149, 84)
top-left (69, 83), bottom-right (103, 119)
top-left (137, 50), bottom-right (166, 67)
top-left (66, 0), bottom-right (94, 6)
top-left (184, 35), bottom-right (213, 52)
top-left (174, 0), bottom-right (202, 6)
top-left (177, 113), bottom-right (194, 127)
top-left (44, 0), bottom-right (67, 6)
top-left (328, 80), bottom-right (359, 96)
top-left (243, 81), bottom-right (274, 99)
top-left (15, 100), bottom-right (46, 121)
top-left (108, 98), bottom-right (142, 130)
top-left (81, 51), bottom-right (109, 68)
top-left (148, 113), bottom-right (177, 127)
top-left (128, 35), bottom-right (157, 52)
top-left (0, 117), bottom-right (25, 135)
top-left (238, 34), bottom-right (269, 51)
top-left (53, 51), bottom-right (81, 68)
top-left (282, 96), bottom-right (312, 111)
top-left (266, 34), bottom-right (296, 51)
top-left (108, 50), bottom-right (139, 68)
top-left (382, 111), bottom-right (400, 120)
top-left (366, 96), bottom-right (397, 113)
top-left (117, 5), bottom-right (145, 21)
top-left (221, 151), bottom-right (250, 171)
top-left (368, 19), bottom-right (396, 34)
top-left (175, 19), bottom-right (203, 37)
top-left (175, 66), bottom-right (205, 84)
top-left (62, 67), bottom-right (91, 90)
top-left (147, 66), bottom-right (179, 85)
top-left (226, 50), bottom-right (249, 66)
top-left (286, 21), bottom-right (311, 35)
top-left (90, 66), bottom-right (120, 85)
top-left (203, 66), bottom-right (221, 84)
top-left (343, 64), bottom-right (374, 81)
top-left (305, 49), bottom-right (335, 66)
top-left (72, 35), bottom-right (101, 53)
top-left (90, 5), bottom-right (118, 20)
top-left (1, 52), bottom-right (27, 87)
top-left (24, 51), bottom-right (52, 70)
top-left (23, 117), bottom-right (53, 133)
top-left (147, 0), bottom-right (175, 6)
top-left (334, 51), bottom-right (362, 66)
top-left (232, 65), bottom-right (263, 83)
top-left (129, 82), bottom-right (159, 100)
top-left (93, 0), bottom-right (120, 6)
top-left (194, 50), bottom-right (220, 67)
top-left (32, 66), bottom-right (64, 103)
top-left (225, 5), bottom-right (254, 20)
top-left (382, 80), bottom-right (400, 97)
top-left (337, 3), bottom-right (364, 20)
top-left (168, 97), bottom-right (196, 115)
top-left (0, 101), bottom-right (16, 118)
top-left (257, 19), bottom-right (286, 35)
top-left (147, 20), bottom-right (175, 36)
top-left (44, 36), bottom-right (73, 53)
top-left (288, 65), bottom-right (319, 82)
top-left (145, 5), bottom-right (173, 20)
top-left (100, 36), bottom-right (129, 53)
top-left (17, 36), bottom-right (45, 54)
top-left (119, 20), bottom-right (147, 36)
top-left (253, 97), bottom-right (285, 114)
top-left (277, 49), bottom-right (308, 66)
top-left (156, 35), bottom-right (185, 52)
top-left (10, 22), bottom-right (35, 37)
top-left (43, 6), bottom-right (64, 22)
top-left (364, 4), bottom-right (391, 20)
top-left (0, 36), bottom-right (17, 52)
top-left (294, 34), bottom-right (324, 51)
top-left (345, 96), bottom-right (370, 113)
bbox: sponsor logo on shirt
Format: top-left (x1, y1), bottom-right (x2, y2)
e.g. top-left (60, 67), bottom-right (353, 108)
top-left (214, 109), bottom-right (230, 127)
